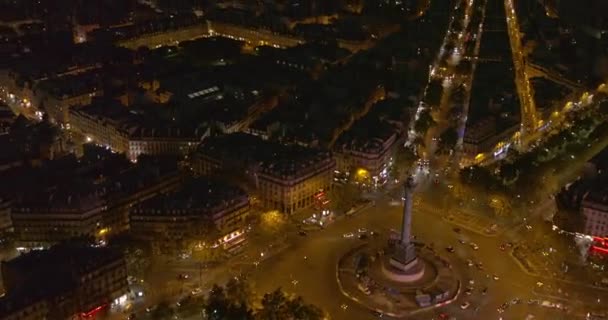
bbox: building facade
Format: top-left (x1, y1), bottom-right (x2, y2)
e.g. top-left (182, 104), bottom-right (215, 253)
top-left (127, 127), bottom-right (206, 162)
top-left (582, 189), bottom-right (608, 237)
top-left (69, 103), bottom-right (207, 161)
top-left (257, 151), bottom-right (335, 214)
top-left (130, 178), bottom-right (250, 254)
top-left (333, 129), bottom-right (399, 186)
top-left (193, 133), bottom-right (335, 214)
top-left (11, 162), bottom-right (183, 248)
top-left (462, 117), bottom-right (518, 159)
top-left (0, 199), bottom-right (12, 236)
top-left (11, 196), bottom-right (107, 248)
top-left (0, 245), bottom-right (128, 320)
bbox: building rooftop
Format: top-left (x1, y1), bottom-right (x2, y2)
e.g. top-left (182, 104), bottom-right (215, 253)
top-left (463, 117), bottom-right (497, 142)
top-left (0, 102), bottom-right (14, 124)
top-left (72, 100), bottom-right (204, 140)
top-left (3, 151), bottom-right (179, 215)
top-left (197, 132), bottom-right (278, 166)
top-left (334, 117), bottom-right (398, 155)
top-left (197, 133), bottom-right (333, 179)
top-left (3, 244), bottom-right (123, 279)
top-left (133, 178), bottom-right (247, 217)
top-left (258, 146), bottom-right (333, 180)
top-left (589, 146), bottom-right (608, 172)
top-left (0, 244), bottom-right (123, 317)
top-left (257, 42), bottom-right (351, 66)
top-left (35, 71), bottom-right (101, 99)
top-left (583, 188), bottom-right (608, 211)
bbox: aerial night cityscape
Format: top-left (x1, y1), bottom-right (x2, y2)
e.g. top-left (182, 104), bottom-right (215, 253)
top-left (0, 0), bottom-right (607, 319)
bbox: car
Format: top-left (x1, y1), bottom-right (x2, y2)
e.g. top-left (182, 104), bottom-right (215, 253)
top-left (178, 274), bottom-right (189, 280)
top-left (343, 232), bottom-right (355, 238)
top-left (460, 302), bottom-right (470, 309)
top-left (371, 310), bottom-right (384, 317)
top-left (191, 287), bottom-right (203, 296)
top-left (438, 313), bottom-right (450, 320)
top-left (127, 313), bottom-right (136, 320)
top-left (453, 227), bottom-right (461, 233)
top-left (464, 288), bottom-right (473, 295)
top-left (458, 239), bottom-right (467, 244)
top-left (446, 246), bottom-right (455, 253)
top-left (468, 279), bottom-right (475, 285)
top-left (481, 287), bottom-right (488, 295)
top-left (466, 259), bottom-right (474, 267)
top-left (358, 234), bottom-right (369, 240)
top-left (470, 243), bottom-right (479, 250)
top-left (497, 307), bottom-right (505, 314)
top-left (358, 228), bottom-right (368, 234)
top-left (298, 230), bottom-right (308, 236)
top-left (493, 275), bottom-right (500, 281)
top-left (475, 262), bottom-right (484, 270)
top-left (340, 304), bottom-right (348, 310)
top-left (500, 244), bottom-right (506, 251)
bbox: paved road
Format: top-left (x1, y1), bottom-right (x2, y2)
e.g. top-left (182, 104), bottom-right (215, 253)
top-left (243, 191), bottom-right (604, 320)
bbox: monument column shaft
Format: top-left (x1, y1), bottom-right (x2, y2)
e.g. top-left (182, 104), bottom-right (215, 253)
top-left (401, 186), bottom-right (413, 245)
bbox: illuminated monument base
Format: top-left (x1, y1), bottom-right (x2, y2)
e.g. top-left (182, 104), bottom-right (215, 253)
top-left (381, 243), bottom-right (426, 282)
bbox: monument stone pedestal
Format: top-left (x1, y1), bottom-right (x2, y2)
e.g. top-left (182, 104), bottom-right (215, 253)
top-left (390, 242), bottom-right (419, 272)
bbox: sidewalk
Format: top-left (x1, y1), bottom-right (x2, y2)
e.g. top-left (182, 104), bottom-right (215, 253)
top-left (510, 246), bottom-right (608, 292)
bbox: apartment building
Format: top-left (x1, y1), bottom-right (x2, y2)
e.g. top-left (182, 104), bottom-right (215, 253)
top-left (0, 245), bottom-right (127, 320)
top-left (69, 101), bottom-right (207, 161)
top-left (130, 178), bottom-right (250, 253)
top-left (193, 133), bottom-right (335, 214)
top-left (333, 123), bottom-right (399, 186)
top-left (582, 189), bottom-right (608, 237)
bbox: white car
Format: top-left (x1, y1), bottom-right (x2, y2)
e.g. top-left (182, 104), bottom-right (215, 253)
top-left (460, 302), bottom-right (470, 309)
top-left (191, 287), bottom-right (203, 296)
top-left (493, 275), bottom-right (500, 281)
top-left (343, 232), bottom-right (355, 238)
top-left (470, 243), bottom-right (479, 250)
top-left (358, 228), bottom-right (368, 234)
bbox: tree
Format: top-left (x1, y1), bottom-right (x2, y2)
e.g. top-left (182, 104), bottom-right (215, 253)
top-left (414, 110), bottom-right (435, 134)
top-left (499, 163), bottom-right (520, 185)
top-left (391, 146), bottom-right (417, 178)
top-left (205, 284), bottom-right (253, 320)
top-left (355, 253), bottom-right (371, 272)
top-left (438, 127), bottom-right (459, 151)
top-left (151, 302), bottom-right (173, 320)
top-left (256, 289), bottom-right (323, 320)
top-left (206, 285), bottom-right (230, 320)
top-left (285, 296), bottom-right (324, 320)
top-left (201, 283), bottom-right (324, 320)
top-left (460, 165), bottom-right (496, 189)
top-left (257, 288), bottom-right (290, 320)
top-left (425, 80), bottom-right (443, 107)
top-left (225, 277), bottom-right (253, 308)
top-left (329, 183), bottom-right (362, 213)
top-left (600, 100), bottom-right (608, 116)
